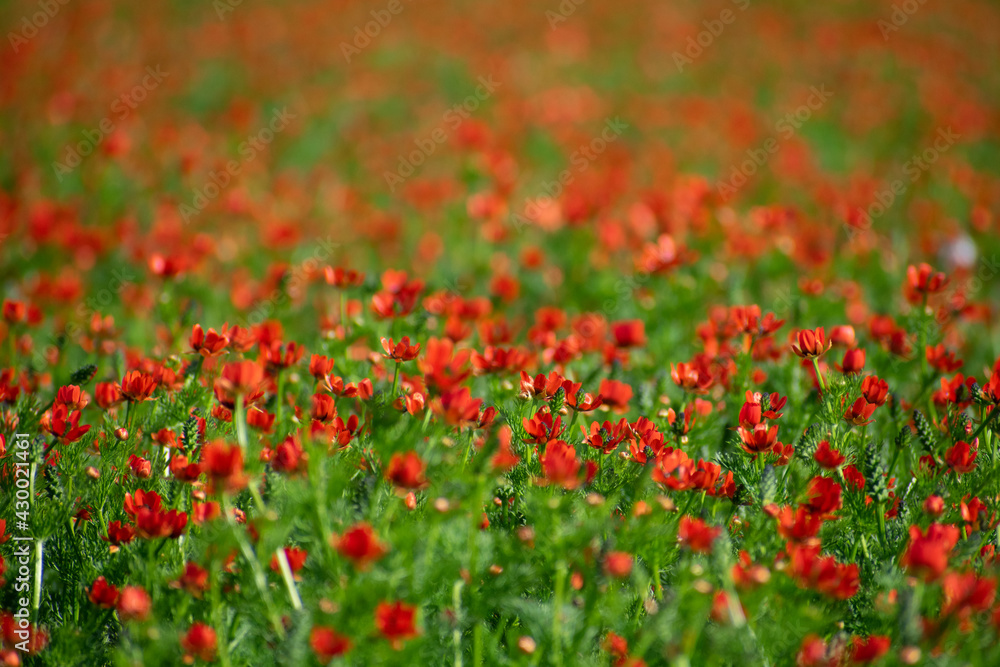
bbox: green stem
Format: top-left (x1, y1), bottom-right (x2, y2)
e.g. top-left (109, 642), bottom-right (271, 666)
top-left (811, 358), bottom-right (826, 393)
top-left (971, 406), bottom-right (1000, 442)
top-left (391, 361), bottom-right (400, 398)
top-left (551, 561), bottom-right (567, 667)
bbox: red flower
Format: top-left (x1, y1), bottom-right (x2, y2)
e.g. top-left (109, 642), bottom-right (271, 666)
top-left (116, 586), bottom-right (151, 622)
top-left (945, 440), bottom-right (978, 474)
top-left (738, 423), bottom-right (779, 455)
top-left (814, 440), bottom-right (845, 469)
top-left (604, 551), bottom-right (634, 578)
top-left (611, 320), bottom-right (646, 348)
top-left (776, 506), bottom-right (823, 544)
top-left (1, 300), bottom-right (25, 324)
top-left (334, 522), bottom-right (387, 569)
top-left (189, 324), bottom-right (229, 357)
top-left (900, 522), bottom-right (960, 581)
top-left (200, 440), bottom-right (247, 494)
top-left (54, 384), bottom-right (88, 411)
top-left (941, 571), bottom-right (996, 619)
top-left (381, 336), bottom-right (421, 361)
top-left (843, 397), bottom-right (876, 427)
top-left (523, 409), bottom-right (563, 444)
top-left (135, 507), bottom-right (188, 540)
top-left (181, 622), bottom-right (217, 662)
top-left (310, 626), bottom-right (353, 663)
top-left (670, 362), bottom-right (713, 394)
top-left (805, 476), bottom-right (842, 518)
top-left (104, 521), bottom-right (137, 548)
top-left (791, 327), bottom-right (831, 359)
top-left (172, 562), bottom-right (210, 597)
top-left (215, 361), bottom-right (265, 401)
top-left (678, 516), bottom-right (721, 553)
top-left (598, 379), bottom-right (633, 413)
top-left (375, 601), bottom-right (419, 649)
top-left (311, 393), bottom-right (338, 422)
top-left (95, 381), bottom-right (124, 409)
top-left (120, 370), bottom-right (157, 402)
top-left (905, 262), bottom-right (948, 303)
top-left (539, 440), bottom-right (581, 489)
top-left (385, 451), bottom-right (427, 489)
top-left (837, 348), bottom-right (866, 375)
top-left (850, 635), bottom-right (890, 664)
top-left (309, 354), bottom-right (335, 379)
top-left (860, 376), bottom-right (888, 406)
top-left (925, 344), bottom-right (963, 373)
top-left (88, 577), bottom-right (120, 608)
top-left (271, 435), bottom-right (307, 475)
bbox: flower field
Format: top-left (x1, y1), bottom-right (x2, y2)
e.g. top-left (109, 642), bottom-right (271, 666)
top-left (2, 0), bottom-right (1000, 664)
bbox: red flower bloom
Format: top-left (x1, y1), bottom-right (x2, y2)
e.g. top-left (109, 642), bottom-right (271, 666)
top-left (905, 262), bottom-right (948, 303)
top-left (836, 348), bottom-right (866, 375)
top-left (120, 370), bottom-right (157, 402)
top-left (189, 324), bottom-right (229, 357)
top-left (860, 376), bottom-right (888, 406)
top-left (200, 440), bottom-right (247, 494)
top-left (900, 523), bottom-right (960, 581)
top-left (603, 551), bottom-right (633, 578)
top-left (678, 516), bottom-right (721, 553)
top-left (850, 635), bottom-right (890, 664)
top-left (116, 586), bottom-right (151, 622)
top-left (611, 320), bottom-right (646, 348)
top-left (598, 379), bottom-right (633, 413)
top-left (843, 397), bottom-right (877, 427)
top-left (375, 601), bottom-right (419, 649)
top-left (104, 521), bottom-right (137, 548)
top-left (385, 451), bottom-right (427, 489)
top-left (805, 476), bottom-right (842, 518)
top-left (791, 327), bottom-right (832, 359)
top-left (814, 440), bottom-right (845, 469)
top-left (945, 440), bottom-right (978, 474)
top-left (539, 440), bottom-right (581, 489)
top-left (523, 409), bottom-right (562, 445)
top-left (670, 362), bottom-right (713, 394)
top-left (334, 522), bottom-right (387, 569)
top-left (310, 626), bottom-right (353, 663)
top-left (181, 622), bottom-right (217, 662)
top-left (381, 336), bottom-right (421, 361)
top-left (925, 344), bottom-right (963, 373)
top-left (172, 562), bottom-right (210, 597)
top-left (88, 577), bottom-right (120, 608)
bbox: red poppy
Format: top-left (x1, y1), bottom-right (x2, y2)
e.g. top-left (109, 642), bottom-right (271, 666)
top-left (678, 516), bottom-right (720, 553)
top-left (900, 523), bottom-right (960, 581)
top-left (385, 451), bottom-right (427, 489)
top-left (905, 262), bottom-right (948, 303)
top-left (116, 586), bottom-right (151, 622)
top-left (598, 379), bottom-right (633, 413)
top-left (375, 601), bottom-right (419, 649)
top-left (539, 440), bottom-right (581, 489)
top-left (88, 577), bottom-right (120, 608)
top-left (603, 551), bottom-right (633, 578)
top-left (334, 522), bottom-right (387, 569)
top-left (181, 622), bottom-right (217, 662)
top-left (805, 476), bottom-right (842, 518)
top-left (200, 440), bottom-right (247, 493)
top-left (814, 441), bottom-right (845, 469)
top-left (310, 626), bottom-right (353, 663)
top-left (945, 440), bottom-right (978, 474)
